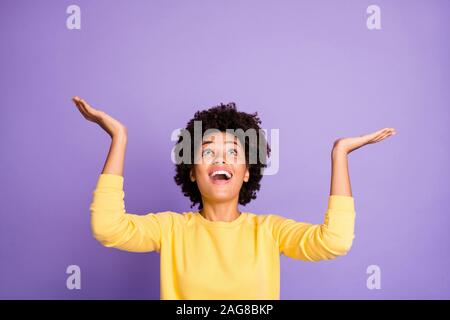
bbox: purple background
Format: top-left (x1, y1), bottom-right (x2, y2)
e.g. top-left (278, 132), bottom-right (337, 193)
top-left (1, 0), bottom-right (449, 299)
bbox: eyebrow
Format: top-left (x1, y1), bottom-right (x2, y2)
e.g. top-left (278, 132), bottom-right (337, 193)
top-left (202, 140), bottom-right (238, 146)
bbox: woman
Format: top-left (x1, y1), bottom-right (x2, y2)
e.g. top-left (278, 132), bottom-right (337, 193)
top-left (72, 96), bottom-right (396, 300)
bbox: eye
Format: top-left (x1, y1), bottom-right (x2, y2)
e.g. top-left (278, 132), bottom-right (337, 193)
top-left (202, 148), bottom-right (214, 157)
top-left (228, 148), bottom-right (238, 156)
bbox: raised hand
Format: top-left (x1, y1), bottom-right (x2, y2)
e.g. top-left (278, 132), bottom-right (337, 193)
top-left (71, 96), bottom-right (127, 139)
top-left (333, 127), bottom-right (396, 155)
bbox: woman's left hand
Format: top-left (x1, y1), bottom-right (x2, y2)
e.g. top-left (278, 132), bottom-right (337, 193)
top-left (333, 127), bottom-right (397, 154)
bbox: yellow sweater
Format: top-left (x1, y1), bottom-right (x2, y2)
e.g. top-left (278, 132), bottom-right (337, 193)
top-left (90, 173), bottom-right (356, 300)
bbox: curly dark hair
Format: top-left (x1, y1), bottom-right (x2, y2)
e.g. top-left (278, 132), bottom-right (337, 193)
top-left (173, 102), bottom-right (271, 210)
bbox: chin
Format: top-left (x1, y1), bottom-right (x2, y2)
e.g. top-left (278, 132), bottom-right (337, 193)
top-left (205, 191), bottom-right (236, 202)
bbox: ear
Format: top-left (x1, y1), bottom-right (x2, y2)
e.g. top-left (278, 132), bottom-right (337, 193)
top-left (190, 167), bottom-right (196, 182)
top-left (244, 167), bottom-right (250, 183)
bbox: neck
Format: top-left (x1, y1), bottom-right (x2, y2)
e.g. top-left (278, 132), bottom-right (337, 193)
top-left (200, 199), bottom-right (241, 222)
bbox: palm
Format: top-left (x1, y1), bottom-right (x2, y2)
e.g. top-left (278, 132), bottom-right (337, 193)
top-left (72, 96), bottom-right (126, 138)
top-left (334, 127), bottom-right (396, 154)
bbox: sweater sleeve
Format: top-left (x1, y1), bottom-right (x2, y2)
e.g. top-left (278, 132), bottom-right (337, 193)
top-left (270, 195), bottom-right (356, 261)
top-left (89, 173), bottom-right (170, 253)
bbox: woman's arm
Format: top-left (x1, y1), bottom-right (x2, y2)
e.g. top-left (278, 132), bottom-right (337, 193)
top-left (72, 96), bottom-right (167, 253)
top-left (330, 147), bottom-right (352, 196)
top-left (272, 127), bottom-right (396, 261)
top-left (89, 173), bottom-right (167, 253)
top-left (72, 96), bottom-right (128, 176)
top-left (102, 133), bottom-right (127, 176)
top-left (271, 196), bottom-right (356, 261)
top-left (330, 127), bottom-right (396, 196)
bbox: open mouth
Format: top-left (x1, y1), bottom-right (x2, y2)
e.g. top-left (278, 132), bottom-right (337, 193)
top-left (209, 169), bottom-right (233, 185)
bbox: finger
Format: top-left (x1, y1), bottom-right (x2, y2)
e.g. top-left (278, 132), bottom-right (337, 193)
top-left (367, 131), bottom-right (387, 144)
top-left (74, 100), bottom-right (89, 118)
top-left (77, 98), bottom-right (90, 112)
top-left (376, 127), bottom-right (392, 137)
top-left (79, 98), bottom-right (96, 112)
top-left (384, 130), bottom-right (396, 139)
top-left (78, 99), bottom-right (100, 119)
top-left (79, 101), bottom-right (91, 116)
top-left (72, 97), bottom-right (97, 121)
top-left (364, 127), bottom-right (389, 140)
top-left (72, 97), bottom-right (84, 111)
top-left (379, 128), bottom-right (396, 139)
top-left (369, 128), bottom-right (395, 141)
top-left (75, 100), bottom-right (97, 121)
top-left (73, 97), bottom-right (83, 109)
top-left (80, 99), bottom-right (102, 118)
top-left (374, 130), bottom-right (392, 142)
top-left (373, 130), bottom-right (394, 143)
top-left (72, 98), bottom-right (86, 114)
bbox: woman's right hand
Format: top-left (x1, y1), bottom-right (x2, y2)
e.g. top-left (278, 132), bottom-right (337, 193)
top-left (72, 96), bottom-right (127, 139)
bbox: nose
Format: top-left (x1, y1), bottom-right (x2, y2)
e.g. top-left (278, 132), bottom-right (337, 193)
top-left (213, 157), bottom-right (225, 164)
top-left (213, 149), bottom-right (226, 164)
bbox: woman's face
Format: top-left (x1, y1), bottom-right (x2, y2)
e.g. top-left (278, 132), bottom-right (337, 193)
top-left (190, 131), bottom-right (250, 205)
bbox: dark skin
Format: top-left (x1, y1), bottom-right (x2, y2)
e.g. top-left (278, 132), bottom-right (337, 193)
top-left (189, 131), bottom-right (250, 222)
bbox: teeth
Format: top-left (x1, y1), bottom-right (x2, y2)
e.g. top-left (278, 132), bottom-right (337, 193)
top-left (210, 170), bottom-right (232, 179)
